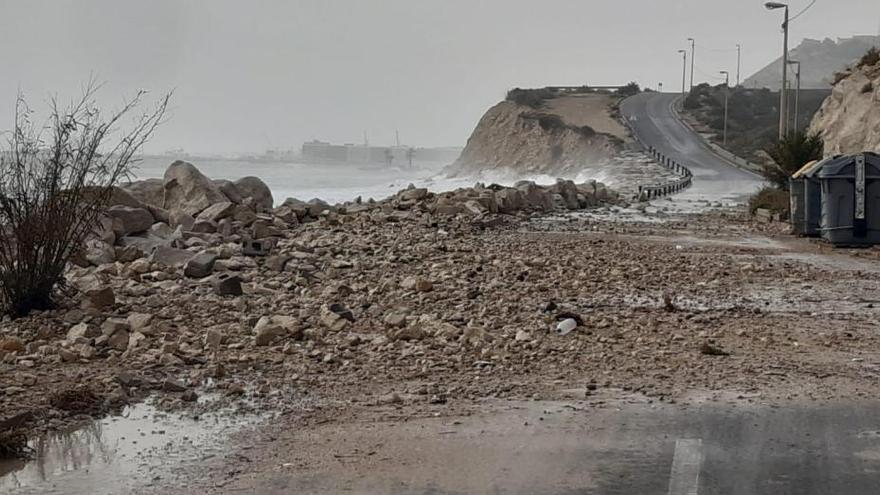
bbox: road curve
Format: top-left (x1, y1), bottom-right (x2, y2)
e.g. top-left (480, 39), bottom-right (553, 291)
top-left (620, 92), bottom-right (764, 203)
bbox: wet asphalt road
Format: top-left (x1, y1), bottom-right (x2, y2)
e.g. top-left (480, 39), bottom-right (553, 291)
top-left (619, 92), bottom-right (764, 203)
top-left (224, 398), bottom-right (880, 495)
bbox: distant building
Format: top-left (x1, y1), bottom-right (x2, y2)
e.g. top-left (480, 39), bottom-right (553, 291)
top-left (301, 140), bottom-right (462, 166)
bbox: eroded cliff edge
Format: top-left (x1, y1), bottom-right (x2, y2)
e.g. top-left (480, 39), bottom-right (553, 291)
top-left (446, 91), bottom-right (629, 177)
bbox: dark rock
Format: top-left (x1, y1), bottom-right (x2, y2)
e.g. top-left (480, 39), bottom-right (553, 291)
top-left (184, 252), bottom-right (218, 278)
top-left (213, 273), bottom-right (243, 296)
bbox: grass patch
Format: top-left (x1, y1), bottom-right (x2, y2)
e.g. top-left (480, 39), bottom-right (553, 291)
top-left (522, 112), bottom-right (597, 138)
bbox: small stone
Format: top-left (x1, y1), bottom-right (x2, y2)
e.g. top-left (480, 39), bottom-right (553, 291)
top-left (130, 258), bottom-right (151, 274)
top-left (401, 276), bottom-right (433, 292)
top-left (162, 378), bottom-right (187, 392)
top-left (204, 327), bottom-right (224, 350)
top-left (213, 273), bottom-right (243, 296)
top-left (383, 312), bottom-right (407, 328)
top-left (0, 337), bottom-right (25, 353)
top-left (67, 323), bottom-right (98, 341)
top-left (515, 330), bottom-right (531, 342)
top-left (181, 390), bottom-right (199, 402)
top-left (107, 330), bottom-right (131, 351)
top-left (556, 318), bottom-right (577, 336)
top-left (127, 313), bottom-right (154, 332)
top-left (253, 316), bottom-right (286, 346)
top-left (184, 252), bottom-right (218, 278)
top-left (83, 285), bottom-right (115, 310)
top-left (76, 343), bottom-right (97, 359)
top-left (128, 331), bottom-right (147, 350)
top-left (321, 312), bottom-right (348, 331)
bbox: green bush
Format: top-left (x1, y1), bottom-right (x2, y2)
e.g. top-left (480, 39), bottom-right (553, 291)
top-left (762, 131), bottom-right (824, 189)
top-left (616, 81), bottom-right (641, 97)
top-left (506, 87), bottom-right (558, 108)
top-left (858, 47), bottom-right (879, 68)
top-left (748, 186), bottom-right (790, 215)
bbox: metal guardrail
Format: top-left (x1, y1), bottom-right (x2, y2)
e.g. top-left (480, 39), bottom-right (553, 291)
top-left (637, 146), bottom-right (693, 200)
top-left (616, 104), bottom-right (694, 202)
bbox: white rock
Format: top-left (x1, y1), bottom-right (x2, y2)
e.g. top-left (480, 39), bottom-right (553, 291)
top-left (556, 318), bottom-right (577, 336)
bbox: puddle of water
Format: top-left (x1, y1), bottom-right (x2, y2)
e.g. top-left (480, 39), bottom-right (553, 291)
top-left (0, 395), bottom-right (264, 495)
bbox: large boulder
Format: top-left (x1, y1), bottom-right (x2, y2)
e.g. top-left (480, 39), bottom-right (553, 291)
top-left (551, 179), bottom-right (580, 210)
top-left (107, 186), bottom-right (147, 209)
top-left (123, 179), bottom-right (165, 208)
top-left (163, 161), bottom-right (229, 217)
top-left (106, 206), bottom-right (154, 236)
top-left (197, 201), bottom-right (236, 223)
top-left (234, 176), bottom-right (274, 211)
top-left (215, 180), bottom-right (244, 204)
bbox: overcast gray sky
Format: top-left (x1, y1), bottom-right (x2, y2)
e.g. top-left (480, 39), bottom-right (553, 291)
top-left (1, 0), bottom-right (878, 153)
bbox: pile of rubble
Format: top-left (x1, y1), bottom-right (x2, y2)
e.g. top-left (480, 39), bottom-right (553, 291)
top-left (76, 160), bottom-right (622, 269)
top-left (0, 161), bottom-right (629, 432)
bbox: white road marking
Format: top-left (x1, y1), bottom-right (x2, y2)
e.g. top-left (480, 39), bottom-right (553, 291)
top-left (667, 438), bottom-right (703, 495)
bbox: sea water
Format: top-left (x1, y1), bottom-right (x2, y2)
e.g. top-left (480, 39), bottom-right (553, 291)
top-left (134, 156), bottom-right (615, 206)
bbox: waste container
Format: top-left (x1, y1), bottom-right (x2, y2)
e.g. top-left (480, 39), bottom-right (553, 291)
top-left (817, 152), bottom-right (880, 246)
top-left (789, 160), bottom-right (816, 235)
top-left (802, 158), bottom-right (834, 237)
top-left (789, 158), bottom-right (831, 237)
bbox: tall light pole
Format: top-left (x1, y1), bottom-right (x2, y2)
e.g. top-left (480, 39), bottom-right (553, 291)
top-left (788, 60), bottom-right (801, 133)
top-left (736, 44), bottom-right (742, 87)
top-left (687, 37), bottom-right (696, 92)
top-left (720, 71), bottom-right (730, 146)
top-left (678, 49), bottom-right (687, 95)
top-left (765, 2), bottom-right (789, 139)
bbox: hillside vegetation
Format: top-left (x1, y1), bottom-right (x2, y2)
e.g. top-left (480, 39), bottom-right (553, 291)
top-left (682, 83), bottom-right (830, 164)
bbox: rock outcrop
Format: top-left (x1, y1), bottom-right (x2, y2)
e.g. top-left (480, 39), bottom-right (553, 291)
top-left (745, 36), bottom-right (880, 90)
top-left (809, 49), bottom-right (880, 155)
top-left (446, 100), bottom-right (622, 177)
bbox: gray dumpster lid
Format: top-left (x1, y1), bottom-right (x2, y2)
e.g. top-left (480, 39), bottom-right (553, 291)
top-left (816, 152), bottom-right (880, 179)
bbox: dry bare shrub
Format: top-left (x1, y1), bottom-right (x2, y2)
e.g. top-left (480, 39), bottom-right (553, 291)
top-left (0, 83), bottom-right (169, 316)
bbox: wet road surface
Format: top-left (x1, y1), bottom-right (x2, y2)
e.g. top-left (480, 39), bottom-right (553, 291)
top-left (216, 397), bottom-right (880, 495)
top-left (620, 92), bottom-right (764, 203)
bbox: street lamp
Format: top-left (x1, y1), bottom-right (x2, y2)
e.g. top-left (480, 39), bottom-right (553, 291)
top-left (765, 2), bottom-right (789, 139)
top-left (687, 37), bottom-right (696, 92)
top-left (720, 71), bottom-right (730, 146)
top-left (678, 49), bottom-right (687, 95)
top-left (736, 44), bottom-right (742, 87)
top-left (788, 60), bottom-right (801, 133)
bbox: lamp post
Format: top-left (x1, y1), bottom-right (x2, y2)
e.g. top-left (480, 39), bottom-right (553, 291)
top-left (678, 49), bottom-right (687, 95)
top-left (687, 37), bottom-right (695, 92)
top-left (720, 71), bottom-right (730, 146)
top-left (765, 2), bottom-right (789, 139)
top-left (788, 60), bottom-right (801, 133)
top-left (736, 44), bottom-right (742, 87)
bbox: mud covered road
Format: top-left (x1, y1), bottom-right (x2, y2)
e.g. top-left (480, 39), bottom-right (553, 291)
top-left (136, 203), bottom-right (880, 495)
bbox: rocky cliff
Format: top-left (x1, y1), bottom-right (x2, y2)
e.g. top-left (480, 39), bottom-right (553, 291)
top-left (446, 97), bottom-right (624, 177)
top-left (744, 36), bottom-right (880, 90)
top-left (809, 49), bottom-right (880, 155)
